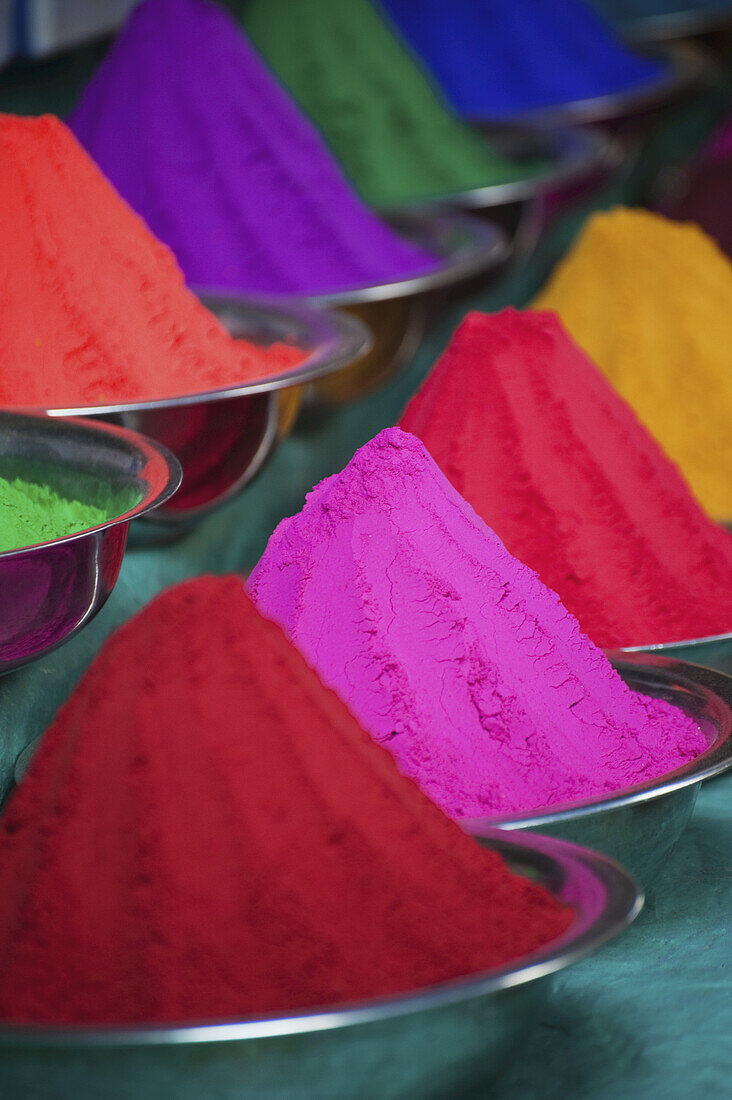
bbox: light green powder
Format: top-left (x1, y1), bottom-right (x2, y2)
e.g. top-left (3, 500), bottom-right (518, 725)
top-left (0, 475), bottom-right (120, 552)
top-left (238, 0), bottom-right (547, 207)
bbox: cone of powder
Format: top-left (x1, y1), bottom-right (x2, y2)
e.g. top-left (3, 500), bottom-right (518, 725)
top-left (534, 207), bottom-right (732, 519)
top-left (399, 309), bottom-right (732, 649)
top-left (249, 429), bottom-right (705, 821)
top-left (379, 0), bottom-right (665, 119)
top-left (240, 0), bottom-right (545, 207)
top-left (68, 0), bottom-right (436, 296)
top-left (0, 113), bottom-right (305, 410)
top-left (0, 575), bottom-right (572, 1026)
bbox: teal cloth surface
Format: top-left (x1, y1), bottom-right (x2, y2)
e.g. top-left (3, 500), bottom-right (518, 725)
top-left (0, 59), bottom-right (731, 1097)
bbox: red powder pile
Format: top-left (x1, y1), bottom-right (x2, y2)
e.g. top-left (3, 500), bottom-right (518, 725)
top-left (0, 114), bottom-right (304, 410)
top-left (400, 309), bottom-right (732, 649)
top-left (0, 575), bottom-right (571, 1026)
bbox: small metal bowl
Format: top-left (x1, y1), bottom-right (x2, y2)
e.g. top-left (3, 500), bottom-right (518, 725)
top-left (469, 42), bottom-right (707, 129)
top-left (301, 208), bottom-right (509, 405)
top-left (613, 5), bottom-right (732, 44)
top-left (22, 296), bottom-right (369, 533)
top-left (0, 829), bottom-right (640, 1100)
top-left (463, 652), bottom-right (732, 884)
top-left (0, 411), bottom-right (180, 675)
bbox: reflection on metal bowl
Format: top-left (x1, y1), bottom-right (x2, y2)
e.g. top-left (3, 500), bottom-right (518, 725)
top-left (32, 296), bottom-right (369, 534)
top-left (0, 829), bottom-right (640, 1100)
top-left (302, 208), bottom-right (509, 405)
top-left (0, 411), bottom-right (180, 675)
top-left (464, 653), bottom-right (732, 884)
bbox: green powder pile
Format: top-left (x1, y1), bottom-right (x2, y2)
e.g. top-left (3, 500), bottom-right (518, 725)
top-left (0, 475), bottom-right (118, 552)
top-left (239, 0), bottom-right (545, 207)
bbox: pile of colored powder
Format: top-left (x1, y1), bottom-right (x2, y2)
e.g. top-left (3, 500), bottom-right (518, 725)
top-left (249, 429), bottom-right (705, 821)
top-left (0, 575), bottom-right (572, 1025)
top-left (379, 0), bottom-right (665, 118)
top-left (240, 0), bottom-right (546, 207)
top-left (68, 0), bottom-right (437, 295)
top-left (0, 114), bottom-right (305, 410)
top-left (534, 207), bottom-right (732, 519)
top-left (0, 475), bottom-right (115, 552)
top-left (400, 310), bottom-right (732, 649)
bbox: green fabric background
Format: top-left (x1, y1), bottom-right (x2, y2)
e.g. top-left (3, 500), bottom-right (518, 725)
top-left (0, 47), bottom-right (731, 1097)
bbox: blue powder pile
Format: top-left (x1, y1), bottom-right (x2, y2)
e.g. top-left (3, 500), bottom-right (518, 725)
top-left (379, 0), bottom-right (666, 118)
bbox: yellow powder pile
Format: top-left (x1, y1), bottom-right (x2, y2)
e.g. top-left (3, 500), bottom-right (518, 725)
top-left (534, 207), bottom-right (732, 519)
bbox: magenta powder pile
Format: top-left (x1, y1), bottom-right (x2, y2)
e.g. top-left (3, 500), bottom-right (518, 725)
top-left (249, 428), bottom-right (705, 819)
top-left (68, 0), bottom-right (436, 296)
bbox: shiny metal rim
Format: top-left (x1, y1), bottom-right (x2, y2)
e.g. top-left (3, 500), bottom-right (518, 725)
top-left (12, 297), bottom-right (371, 418)
top-left (413, 124), bottom-right (621, 210)
top-left (622, 630), bottom-right (732, 652)
top-left (621, 6), bottom-right (732, 43)
top-left (464, 652), bottom-right (732, 831)
top-left (0, 829), bottom-right (640, 1048)
top-left (0, 411), bottom-right (181, 560)
top-left (303, 208), bottom-right (509, 307)
top-left (469, 42), bottom-right (707, 128)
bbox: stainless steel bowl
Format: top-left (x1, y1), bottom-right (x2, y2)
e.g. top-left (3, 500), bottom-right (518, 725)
top-left (469, 42), bottom-right (707, 128)
top-left (0, 411), bottom-right (180, 675)
top-left (0, 829), bottom-right (640, 1100)
top-left (301, 208), bottom-right (509, 404)
top-left (463, 653), bottom-right (732, 884)
top-left (617, 5), bottom-right (732, 43)
top-left (25, 297), bottom-right (369, 531)
top-left (622, 631), bottom-right (732, 675)
top-left (432, 124), bottom-right (620, 211)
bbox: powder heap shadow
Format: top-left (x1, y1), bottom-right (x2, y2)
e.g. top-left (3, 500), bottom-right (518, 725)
top-left (0, 575), bottom-right (571, 1026)
top-left (240, 0), bottom-right (545, 207)
top-left (400, 309), bottom-right (732, 649)
top-left (0, 114), bottom-right (304, 409)
top-left (69, 0), bottom-right (436, 295)
top-left (379, 0), bottom-right (665, 118)
top-left (249, 429), bottom-right (705, 821)
top-left (534, 207), bottom-right (732, 519)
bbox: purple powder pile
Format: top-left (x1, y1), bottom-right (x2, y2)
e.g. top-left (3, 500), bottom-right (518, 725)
top-left (69, 0), bottom-right (436, 296)
top-left (249, 428), bottom-right (705, 820)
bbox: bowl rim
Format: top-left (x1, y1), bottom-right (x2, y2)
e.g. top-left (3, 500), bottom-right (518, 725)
top-left (387, 123), bottom-right (621, 211)
top-left (0, 828), bottom-right (641, 1048)
top-left (462, 652), bottom-right (732, 831)
top-left (620, 5), bottom-right (732, 44)
top-left (465, 41), bottom-right (708, 128)
top-left (9, 296), bottom-right (371, 418)
top-left (621, 630), bottom-right (732, 652)
top-left (0, 411), bottom-right (181, 561)
top-left (301, 207), bottom-right (509, 307)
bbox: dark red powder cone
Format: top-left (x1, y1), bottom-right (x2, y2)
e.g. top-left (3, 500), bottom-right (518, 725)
top-left (0, 576), bottom-right (570, 1026)
top-left (400, 309), bottom-right (732, 649)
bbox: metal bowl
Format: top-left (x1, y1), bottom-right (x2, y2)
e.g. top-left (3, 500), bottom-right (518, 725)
top-left (622, 631), bottom-right (732, 675)
top-left (0, 411), bottom-right (180, 675)
top-left (0, 829), bottom-right (640, 1100)
top-left (433, 124), bottom-right (621, 211)
top-left (614, 5), bottom-right (732, 43)
top-left (301, 208), bottom-right (509, 405)
top-left (463, 652), bottom-right (732, 884)
top-left (469, 42), bottom-right (707, 129)
top-left (24, 297), bottom-right (369, 532)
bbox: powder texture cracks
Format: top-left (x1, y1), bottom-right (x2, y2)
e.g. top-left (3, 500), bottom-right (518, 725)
top-left (0, 114), bottom-right (304, 409)
top-left (400, 309), bottom-right (732, 648)
top-left (249, 429), bottom-right (705, 819)
top-left (0, 576), bottom-right (571, 1026)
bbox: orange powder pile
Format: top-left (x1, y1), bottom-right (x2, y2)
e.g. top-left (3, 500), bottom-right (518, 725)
top-left (0, 114), bottom-right (304, 410)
